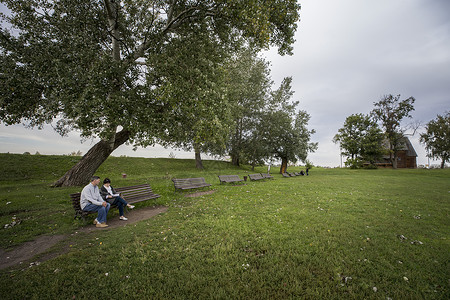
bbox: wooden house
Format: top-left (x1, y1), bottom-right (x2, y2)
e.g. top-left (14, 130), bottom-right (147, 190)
top-left (374, 137), bottom-right (417, 168)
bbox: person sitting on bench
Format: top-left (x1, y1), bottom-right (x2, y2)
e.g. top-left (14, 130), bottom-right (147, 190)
top-left (100, 178), bottom-right (135, 221)
top-left (80, 176), bottom-right (110, 228)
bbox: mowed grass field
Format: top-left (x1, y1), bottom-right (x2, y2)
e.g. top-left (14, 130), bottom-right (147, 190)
top-left (0, 153), bottom-right (449, 299)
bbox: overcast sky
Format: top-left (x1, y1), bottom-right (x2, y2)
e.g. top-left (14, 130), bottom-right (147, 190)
top-left (1, 0), bottom-right (449, 167)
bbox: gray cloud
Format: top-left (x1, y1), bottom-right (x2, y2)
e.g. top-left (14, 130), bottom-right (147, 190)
top-left (264, 0), bottom-right (450, 166)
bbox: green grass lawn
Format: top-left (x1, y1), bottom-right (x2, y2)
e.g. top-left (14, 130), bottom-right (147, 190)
top-left (0, 153), bottom-right (449, 299)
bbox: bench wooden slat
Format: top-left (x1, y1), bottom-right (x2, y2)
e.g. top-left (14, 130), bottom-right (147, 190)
top-left (248, 174), bottom-right (264, 181)
top-left (172, 177), bottom-right (212, 191)
top-left (119, 188), bottom-right (157, 198)
top-left (218, 175), bottom-right (243, 184)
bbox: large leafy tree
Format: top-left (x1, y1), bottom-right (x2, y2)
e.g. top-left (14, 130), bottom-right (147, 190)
top-left (0, 0), bottom-right (301, 186)
top-left (420, 112), bottom-right (450, 168)
top-left (333, 113), bottom-right (384, 168)
top-left (371, 94), bottom-right (415, 169)
top-left (225, 48), bottom-right (272, 166)
top-left (146, 25), bottom-right (232, 170)
top-left (261, 77), bottom-right (317, 174)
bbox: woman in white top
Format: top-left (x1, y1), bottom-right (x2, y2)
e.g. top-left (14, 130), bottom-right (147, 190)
top-left (100, 178), bottom-right (135, 220)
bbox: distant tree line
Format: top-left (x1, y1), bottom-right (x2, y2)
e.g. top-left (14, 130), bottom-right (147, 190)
top-left (334, 94), bottom-right (449, 169)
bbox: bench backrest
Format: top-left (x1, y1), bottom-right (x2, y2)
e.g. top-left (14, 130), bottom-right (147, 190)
top-left (70, 192), bottom-right (82, 211)
top-left (115, 184), bottom-right (160, 202)
top-left (248, 174), bottom-right (264, 180)
top-left (172, 177), bottom-right (208, 188)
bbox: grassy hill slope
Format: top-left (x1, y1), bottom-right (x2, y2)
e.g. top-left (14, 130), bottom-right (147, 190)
top-left (0, 153), bottom-right (448, 299)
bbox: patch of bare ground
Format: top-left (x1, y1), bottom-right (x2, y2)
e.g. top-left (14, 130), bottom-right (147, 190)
top-left (0, 206), bottom-right (168, 271)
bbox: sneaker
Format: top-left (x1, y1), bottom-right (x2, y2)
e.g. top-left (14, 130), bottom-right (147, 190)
top-left (119, 216), bottom-right (128, 221)
top-left (96, 223), bottom-right (108, 228)
top-left (93, 219), bottom-right (98, 225)
top-left (128, 205), bottom-right (135, 209)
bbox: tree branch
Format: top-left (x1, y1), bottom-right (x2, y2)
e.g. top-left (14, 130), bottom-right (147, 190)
top-left (129, 3), bottom-right (218, 63)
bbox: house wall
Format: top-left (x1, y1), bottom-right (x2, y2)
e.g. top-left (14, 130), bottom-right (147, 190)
top-left (397, 151), bottom-right (417, 168)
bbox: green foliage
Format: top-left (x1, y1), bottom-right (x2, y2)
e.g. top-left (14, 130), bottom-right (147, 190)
top-left (0, 0), bottom-right (300, 143)
top-left (304, 159), bottom-right (314, 170)
top-left (144, 23), bottom-right (232, 154)
top-left (420, 111), bottom-right (450, 168)
top-left (334, 113), bottom-right (384, 168)
top-left (371, 94), bottom-right (415, 168)
top-left (344, 157), bottom-right (363, 169)
top-left (262, 77), bottom-right (317, 169)
top-left (225, 54), bottom-right (317, 170)
top-left (0, 154), bottom-right (449, 299)
top-left (226, 48), bottom-right (272, 165)
top-left (1, 0), bottom-right (301, 184)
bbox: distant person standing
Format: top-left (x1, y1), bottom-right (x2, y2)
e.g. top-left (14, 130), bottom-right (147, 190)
top-left (80, 176), bottom-right (110, 228)
top-left (306, 168), bottom-right (309, 176)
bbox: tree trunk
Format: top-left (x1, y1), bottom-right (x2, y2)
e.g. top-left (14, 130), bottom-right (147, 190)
top-left (194, 144), bottom-right (204, 169)
top-left (52, 130), bottom-right (131, 187)
top-left (231, 154), bottom-right (240, 167)
top-left (392, 153), bottom-right (398, 169)
top-left (441, 160), bottom-right (446, 169)
top-left (231, 118), bottom-right (242, 166)
top-left (280, 158), bottom-right (288, 174)
top-left (195, 151), bottom-right (204, 169)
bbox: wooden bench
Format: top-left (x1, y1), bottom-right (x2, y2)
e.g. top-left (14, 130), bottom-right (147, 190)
top-left (248, 174), bottom-right (265, 181)
top-left (218, 175), bottom-right (244, 184)
top-left (260, 173), bottom-right (274, 179)
top-left (70, 183), bottom-right (160, 220)
top-left (172, 177), bottom-right (212, 191)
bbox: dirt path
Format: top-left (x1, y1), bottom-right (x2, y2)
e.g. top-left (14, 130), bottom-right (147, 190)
top-left (0, 206), bottom-right (168, 271)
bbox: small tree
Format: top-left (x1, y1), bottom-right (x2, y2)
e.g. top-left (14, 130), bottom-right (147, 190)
top-left (371, 94), bottom-right (415, 169)
top-left (333, 114), bottom-right (384, 168)
top-left (420, 112), bottom-right (450, 169)
top-left (360, 125), bottom-right (385, 167)
top-left (304, 160), bottom-right (313, 170)
top-left (240, 128), bottom-right (269, 171)
top-left (261, 78), bottom-right (317, 173)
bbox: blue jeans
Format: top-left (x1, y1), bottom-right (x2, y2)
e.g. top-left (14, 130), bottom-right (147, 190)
top-left (111, 196), bottom-right (128, 216)
top-left (83, 203), bottom-right (110, 223)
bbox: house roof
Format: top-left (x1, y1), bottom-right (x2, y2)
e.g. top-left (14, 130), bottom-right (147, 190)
top-left (382, 136), bottom-right (418, 157)
top-left (401, 137), bottom-right (417, 157)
